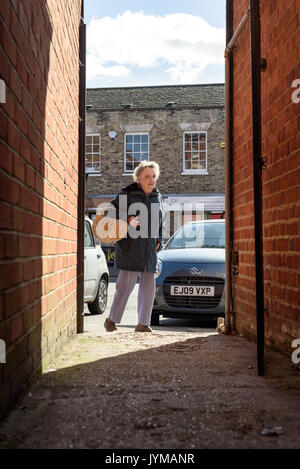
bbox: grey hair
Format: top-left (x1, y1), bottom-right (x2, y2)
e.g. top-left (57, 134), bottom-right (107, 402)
top-left (133, 161), bottom-right (160, 182)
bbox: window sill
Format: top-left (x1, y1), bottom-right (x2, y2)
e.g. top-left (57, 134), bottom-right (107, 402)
top-left (122, 173), bottom-right (134, 176)
top-left (86, 173), bottom-right (101, 177)
top-left (181, 170), bottom-right (209, 175)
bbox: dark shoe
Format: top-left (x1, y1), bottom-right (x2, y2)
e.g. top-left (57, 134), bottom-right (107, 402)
top-left (104, 318), bottom-right (117, 332)
top-left (135, 324), bottom-right (153, 332)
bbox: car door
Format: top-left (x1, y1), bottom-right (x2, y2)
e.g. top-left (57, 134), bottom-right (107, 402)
top-left (84, 220), bottom-right (101, 301)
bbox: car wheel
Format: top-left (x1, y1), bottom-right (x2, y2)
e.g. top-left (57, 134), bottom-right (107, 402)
top-left (88, 278), bottom-right (108, 315)
top-left (150, 311), bottom-right (159, 326)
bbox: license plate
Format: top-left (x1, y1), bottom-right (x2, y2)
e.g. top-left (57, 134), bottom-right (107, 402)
top-left (170, 285), bottom-right (215, 296)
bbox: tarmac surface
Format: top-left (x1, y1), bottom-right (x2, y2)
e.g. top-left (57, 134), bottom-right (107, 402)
top-left (0, 281), bottom-right (300, 450)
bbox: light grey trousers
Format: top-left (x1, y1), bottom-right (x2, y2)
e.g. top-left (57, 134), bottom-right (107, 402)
top-left (109, 269), bottom-right (156, 326)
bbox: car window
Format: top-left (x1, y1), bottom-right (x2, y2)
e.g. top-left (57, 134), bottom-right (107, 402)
top-left (166, 222), bottom-right (225, 249)
top-left (84, 221), bottom-right (95, 248)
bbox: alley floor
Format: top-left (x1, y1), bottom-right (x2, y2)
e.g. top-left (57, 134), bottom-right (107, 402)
top-left (0, 283), bottom-right (300, 450)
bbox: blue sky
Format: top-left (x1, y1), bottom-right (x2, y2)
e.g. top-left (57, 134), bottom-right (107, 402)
top-left (84, 0), bottom-right (226, 88)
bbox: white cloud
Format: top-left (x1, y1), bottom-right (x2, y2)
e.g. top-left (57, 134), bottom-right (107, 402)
top-left (86, 55), bottom-right (130, 81)
top-left (86, 11), bottom-right (225, 84)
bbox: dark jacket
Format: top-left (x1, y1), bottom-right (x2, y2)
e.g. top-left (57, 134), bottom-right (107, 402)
top-left (111, 182), bottom-right (164, 272)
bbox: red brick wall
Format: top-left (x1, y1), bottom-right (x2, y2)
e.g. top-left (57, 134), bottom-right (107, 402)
top-left (231, 0), bottom-right (300, 353)
top-left (0, 0), bottom-right (82, 416)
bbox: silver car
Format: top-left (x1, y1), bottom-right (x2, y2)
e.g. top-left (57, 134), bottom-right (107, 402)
top-left (152, 219), bottom-right (225, 325)
top-left (84, 216), bottom-right (109, 314)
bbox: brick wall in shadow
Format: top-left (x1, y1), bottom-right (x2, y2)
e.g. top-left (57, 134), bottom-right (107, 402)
top-left (0, 0), bottom-right (82, 418)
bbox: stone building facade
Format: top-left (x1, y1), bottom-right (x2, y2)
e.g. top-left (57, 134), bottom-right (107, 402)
top-left (85, 84), bottom-right (225, 233)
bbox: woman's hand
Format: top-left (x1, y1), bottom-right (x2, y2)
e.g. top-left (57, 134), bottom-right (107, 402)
top-left (128, 216), bottom-right (141, 228)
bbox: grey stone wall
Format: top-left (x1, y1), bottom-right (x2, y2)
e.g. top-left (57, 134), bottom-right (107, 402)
top-left (86, 106), bottom-right (225, 196)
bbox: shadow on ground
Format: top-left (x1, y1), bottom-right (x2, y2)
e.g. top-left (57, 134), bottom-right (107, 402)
top-left (0, 332), bottom-right (300, 449)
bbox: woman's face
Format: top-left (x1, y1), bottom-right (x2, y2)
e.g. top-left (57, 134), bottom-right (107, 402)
top-left (138, 167), bottom-right (157, 195)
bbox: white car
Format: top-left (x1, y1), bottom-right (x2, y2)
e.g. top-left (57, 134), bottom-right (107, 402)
top-left (84, 216), bottom-right (109, 314)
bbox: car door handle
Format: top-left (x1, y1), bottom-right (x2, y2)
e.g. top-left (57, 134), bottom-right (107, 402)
top-left (97, 254), bottom-right (101, 258)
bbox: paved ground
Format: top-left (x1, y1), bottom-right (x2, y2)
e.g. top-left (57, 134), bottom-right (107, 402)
top-left (0, 281), bottom-right (300, 450)
top-left (85, 280), bottom-right (219, 335)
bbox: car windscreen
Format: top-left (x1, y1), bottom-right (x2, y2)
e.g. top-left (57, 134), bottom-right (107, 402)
top-left (84, 221), bottom-right (95, 248)
top-left (166, 222), bottom-right (225, 249)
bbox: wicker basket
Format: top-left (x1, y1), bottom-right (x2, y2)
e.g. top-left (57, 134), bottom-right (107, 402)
top-left (92, 205), bottom-right (128, 244)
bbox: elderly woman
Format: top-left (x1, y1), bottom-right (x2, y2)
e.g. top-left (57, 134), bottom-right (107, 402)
top-left (104, 161), bottom-right (164, 332)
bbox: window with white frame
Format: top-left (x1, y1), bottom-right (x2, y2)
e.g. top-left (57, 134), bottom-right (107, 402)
top-left (85, 134), bottom-right (101, 173)
top-left (124, 133), bottom-right (149, 173)
top-left (183, 132), bottom-right (207, 173)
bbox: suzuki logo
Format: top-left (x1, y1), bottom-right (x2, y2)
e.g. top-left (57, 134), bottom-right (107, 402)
top-left (188, 267), bottom-right (204, 275)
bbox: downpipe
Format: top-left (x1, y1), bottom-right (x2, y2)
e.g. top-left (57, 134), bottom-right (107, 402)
top-left (224, 3), bottom-right (250, 333)
top-left (224, 1), bottom-right (265, 375)
top-left (224, 0), bottom-right (235, 334)
top-left (77, 3), bottom-right (86, 334)
top-left (250, 0), bottom-right (265, 376)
